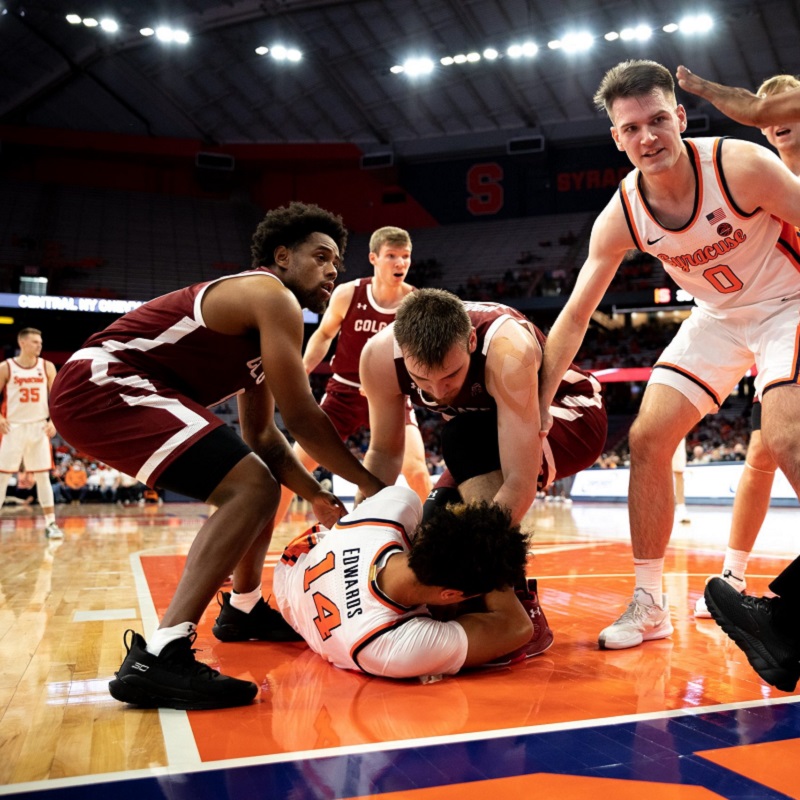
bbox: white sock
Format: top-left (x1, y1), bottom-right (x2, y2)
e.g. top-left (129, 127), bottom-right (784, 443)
top-left (231, 585), bottom-right (262, 614)
top-left (722, 548), bottom-right (749, 584)
top-left (0, 473), bottom-right (11, 508)
top-left (146, 622), bottom-right (196, 657)
top-left (634, 558), bottom-right (664, 605)
top-left (44, 512), bottom-right (56, 526)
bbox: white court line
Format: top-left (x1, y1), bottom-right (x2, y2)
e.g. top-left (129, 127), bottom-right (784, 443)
top-left (73, 608), bottom-right (137, 622)
top-left (2, 694), bottom-right (798, 796)
top-left (128, 548), bottom-right (202, 769)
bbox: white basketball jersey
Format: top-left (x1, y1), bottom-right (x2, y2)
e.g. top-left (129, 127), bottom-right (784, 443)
top-left (275, 486), bottom-right (444, 674)
top-left (619, 137), bottom-right (800, 313)
top-left (2, 358), bottom-right (50, 423)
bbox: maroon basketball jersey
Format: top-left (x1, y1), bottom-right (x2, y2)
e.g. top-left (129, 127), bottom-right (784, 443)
top-left (393, 301), bottom-right (600, 416)
top-left (329, 278), bottom-right (401, 386)
top-left (82, 269), bottom-right (277, 408)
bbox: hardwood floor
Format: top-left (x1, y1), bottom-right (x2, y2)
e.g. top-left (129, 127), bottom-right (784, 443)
top-left (1, 499), bottom-right (799, 799)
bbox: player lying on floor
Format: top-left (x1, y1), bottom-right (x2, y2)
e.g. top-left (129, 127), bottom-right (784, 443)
top-left (273, 485), bottom-right (553, 679)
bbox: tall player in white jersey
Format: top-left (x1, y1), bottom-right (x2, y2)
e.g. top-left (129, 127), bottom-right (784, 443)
top-left (0, 328), bottom-right (62, 538)
top-left (274, 485), bottom-right (534, 678)
top-left (538, 59), bottom-right (800, 652)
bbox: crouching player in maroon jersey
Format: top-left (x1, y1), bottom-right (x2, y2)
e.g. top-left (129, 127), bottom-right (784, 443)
top-left (359, 289), bottom-right (608, 662)
top-left (49, 202), bottom-right (384, 710)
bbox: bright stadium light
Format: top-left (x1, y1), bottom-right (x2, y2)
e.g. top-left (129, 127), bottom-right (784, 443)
top-left (679, 14), bottom-right (713, 34)
top-left (403, 57), bottom-right (434, 77)
top-left (559, 31), bottom-right (594, 53)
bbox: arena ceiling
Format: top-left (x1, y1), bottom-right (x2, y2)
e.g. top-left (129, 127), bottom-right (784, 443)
top-left (2, 0), bottom-right (798, 159)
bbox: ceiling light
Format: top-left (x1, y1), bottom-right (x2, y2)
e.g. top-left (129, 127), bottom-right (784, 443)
top-left (140, 27), bottom-right (154, 36)
top-left (440, 56), bottom-right (454, 65)
top-left (66, 14), bottom-right (81, 24)
top-left (620, 25), bottom-right (651, 41)
top-left (605, 31), bottom-right (620, 41)
top-left (99, 18), bottom-right (118, 33)
top-left (82, 17), bottom-right (98, 28)
top-left (173, 30), bottom-right (190, 44)
top-left (255, 46), bottom-right (268, 55)
top-left (466, 52), bottom-right (480, 62)
top-left (559, 31), bottom-right (594, 53)
top-left (483, 48), bottom-right (499, 60)
top-left (679, 14), bottom-right (713, 34)
top-left (403, 57), bottom-right (434, 77)
top-left (453, 53), bottom-right (467, 64)
top-left (155, 26), bottom-right (173, 41)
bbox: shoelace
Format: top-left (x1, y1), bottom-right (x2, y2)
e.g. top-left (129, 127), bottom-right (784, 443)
top-left (162, 633), bottom-right (221, 679)
top-left (618, 597), bottom-right (658, 624)
top-left (741, 595), bottom-right (774, 616)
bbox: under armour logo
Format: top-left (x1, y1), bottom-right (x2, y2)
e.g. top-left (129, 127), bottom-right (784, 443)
top-left (357, 303), bottom-right (368, 310)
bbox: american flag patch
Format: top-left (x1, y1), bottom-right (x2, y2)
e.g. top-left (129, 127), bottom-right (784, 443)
top-left (706, 208), bottom-right (726, 224)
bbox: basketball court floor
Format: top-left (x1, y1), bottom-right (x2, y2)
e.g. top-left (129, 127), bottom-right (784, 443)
top-left (1, 499), bottom-right (799, 799)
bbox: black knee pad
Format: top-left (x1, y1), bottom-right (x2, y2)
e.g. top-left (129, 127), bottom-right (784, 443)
top-left (440, 411), bottom-right (501, 484)
top-left (421, 486), bottom-right (463, 524)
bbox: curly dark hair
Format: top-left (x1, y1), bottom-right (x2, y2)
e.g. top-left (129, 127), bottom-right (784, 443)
top-left (408, 501), bottom-right (528, 596)
top-left (250, 201), bottom-right (348, 270)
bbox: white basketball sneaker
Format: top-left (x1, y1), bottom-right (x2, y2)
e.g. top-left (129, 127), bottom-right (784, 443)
top-left (694, 569), bottom-right (746, 618)
top-left (598, 588), bottom-right (673, 650)
top-left (675, 503), bottom-right (690, 524)
top-left (45, 522), bottom-right (64, 539)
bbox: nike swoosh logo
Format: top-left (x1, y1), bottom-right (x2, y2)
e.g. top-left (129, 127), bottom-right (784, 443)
top-left (647, 236), bottom-right (665, 245)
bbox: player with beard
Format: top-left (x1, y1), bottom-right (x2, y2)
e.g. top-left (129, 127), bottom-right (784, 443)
top-left (49, 202), bottom-right (384, 710)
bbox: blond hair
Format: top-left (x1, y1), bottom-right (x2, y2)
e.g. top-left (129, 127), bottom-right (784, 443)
top-left (758, 74), bottom-right (800, 97)
top-left (369, 226), bottom-right (411, 255)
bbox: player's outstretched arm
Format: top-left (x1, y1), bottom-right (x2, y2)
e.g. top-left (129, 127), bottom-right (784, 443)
top-left (677, 65), bottom-right (800, 127)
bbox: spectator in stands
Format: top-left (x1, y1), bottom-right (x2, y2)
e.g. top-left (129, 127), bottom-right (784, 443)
top-left (98, 464), bottom-right (121, 503)
top-left (63, 460), bottom-right (88, 504)
top-left (11, 470), bottom-right (37, 507)
top-left (117, 473), bottom-right (143, 506)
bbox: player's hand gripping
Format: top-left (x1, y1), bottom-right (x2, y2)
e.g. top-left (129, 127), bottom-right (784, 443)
top-left (311, 490), bottom-right (348, 528)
